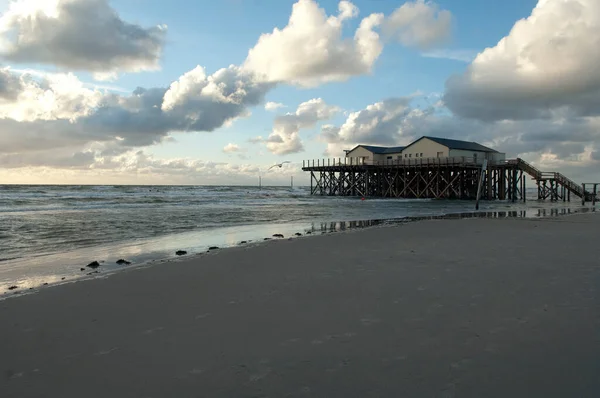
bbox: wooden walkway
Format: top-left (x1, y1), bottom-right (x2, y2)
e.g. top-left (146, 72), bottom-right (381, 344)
top-left (302, 157), bottom-right (598, 202)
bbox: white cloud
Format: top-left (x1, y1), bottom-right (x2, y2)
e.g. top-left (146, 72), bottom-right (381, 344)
top-left (318, 95), bottom-right (600, 182)
top-left (223, 143), bottom-right (241, 153)
top-left (444, 0), bottom-right (600, 121)
top-left (383, 0), bottom-right (452, 50)
top-left (161, 65), bottom-right (273, 131)
top-left (248, 136), bottom-right (265, 144)
top-left (267, 98), bottom-right (340, 155)
top-left (319, 97), bottom-right (425, 155)
top-left (0, 65), bottom-right (272, 156)
top-left (0, 0), bottom-right (166, 80)
top-left (421, 48), bottom-right (477, 62)
top-left (242, 0), bottom-right (384, 87)
top-left (0, 149), bottom-right (309, 185)
top-left (265, 101), bottom-right (285, 111)
top-left (0, 67), bottom-right (104, 122)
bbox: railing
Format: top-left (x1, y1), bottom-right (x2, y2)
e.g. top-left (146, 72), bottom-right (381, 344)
top-left (511, 158), bottom-right (586, 198)
top-left (555, 173), bottom-right (585, 197)
top-left (511, 158), bottom-right (542, 179)
top-left (302, 156), bottom-right (493, 168)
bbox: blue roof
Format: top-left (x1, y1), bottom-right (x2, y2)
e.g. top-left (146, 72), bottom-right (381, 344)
top-left (420, 136), bottom-right (498, 153)
top-left (346, 137), bottom-right (498, 155)
top-left (354, 145), bottom-right (405, 154)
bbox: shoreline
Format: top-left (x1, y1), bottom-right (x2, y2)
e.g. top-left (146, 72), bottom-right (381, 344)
top-left (1, 212), bottom-right (599, 397)
top-left (2, 204), bottom-right (597, 300)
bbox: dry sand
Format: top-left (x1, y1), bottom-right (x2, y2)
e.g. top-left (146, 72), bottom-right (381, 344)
top-left (1, 213), bottom-right (599, 397)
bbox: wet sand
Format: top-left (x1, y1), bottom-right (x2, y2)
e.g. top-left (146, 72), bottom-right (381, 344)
top-left (1, 213), bottom-right (599, 397)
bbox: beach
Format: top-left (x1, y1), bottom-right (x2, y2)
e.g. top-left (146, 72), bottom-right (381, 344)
top-left (3, 184), bottom-right (591, 291)
top-left (1, 213), bottom-right (599, 397)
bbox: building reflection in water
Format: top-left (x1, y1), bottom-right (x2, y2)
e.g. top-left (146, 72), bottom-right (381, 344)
top-left (308, 207), bottom-right (595, 234)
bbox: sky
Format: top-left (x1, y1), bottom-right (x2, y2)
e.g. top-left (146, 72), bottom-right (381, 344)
top-left (0, 0), bottom-right (598, 185)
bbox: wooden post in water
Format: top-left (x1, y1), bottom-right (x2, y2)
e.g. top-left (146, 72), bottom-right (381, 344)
top-left (582, 183), bottom-right (586, 205)
top-left (475, 159), bottom-right (488, 210)
top-left (259, 175), bottom-right (261, 190)
top-left (291, 176), bottom-right (293, 189)
top-left (512, 169), bottom-right (518, 202)
top-left (593, 184), bottom-right (597, 205)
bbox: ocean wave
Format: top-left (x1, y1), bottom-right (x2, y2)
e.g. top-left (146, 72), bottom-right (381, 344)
top-left (1, 184), bottom-right (589, 269)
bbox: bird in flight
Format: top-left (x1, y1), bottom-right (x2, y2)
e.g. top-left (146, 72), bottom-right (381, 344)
top-left (268, 161), bottom-right (291, 170)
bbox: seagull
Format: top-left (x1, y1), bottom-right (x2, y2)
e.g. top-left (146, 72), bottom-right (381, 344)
top-left (268, 161), bottom-right (291, 170)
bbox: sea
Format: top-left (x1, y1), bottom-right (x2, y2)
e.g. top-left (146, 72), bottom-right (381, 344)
top-left (1, 184), bottom-right (597, 296)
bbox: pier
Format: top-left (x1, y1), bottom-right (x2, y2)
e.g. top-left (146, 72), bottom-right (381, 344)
top-left (302, 157), bottom-right (598, 202)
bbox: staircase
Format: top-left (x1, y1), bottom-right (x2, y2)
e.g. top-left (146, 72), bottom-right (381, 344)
top-left (512, 158), bottom-right (589, 199)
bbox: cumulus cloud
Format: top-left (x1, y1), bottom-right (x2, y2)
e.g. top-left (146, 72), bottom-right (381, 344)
top-left (0, 66), bottom-right (24, 100)
top-left (243, 0), bottom-right (384, 87)
top-left (223, 143), bottom-right (241, 153)
top-left (444, 0), bottom-right (600, 121)
top-left (0, 66), bottom-right (271, 156)
top-left (317, 94), bottom-right (600, 181)
top-left (161, 65), bottom-right (273, 131)
top-left (383, 0), bottom-right (452, 49)
top-left (267, 98), bottom-right (339, 155)
top-left (0, 67), bottom-right (104, 122)
top-left (319, 97), bottom-right (427, 155)
top-left (265, 101), bottom-right (285, 111)
top-left (0, 0), bottom-right (167, 80)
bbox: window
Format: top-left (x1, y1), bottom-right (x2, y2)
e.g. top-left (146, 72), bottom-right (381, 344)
top-left (409, 154), bottom-right (412, 158)
top-left (386, 156), bottom-right (392, 160)
top-left (420, 153), bottom-right (423, 157)
top-left (437, 152), bottom-right (444, 158)
top-left (405, 154), bottom-right (407, 158)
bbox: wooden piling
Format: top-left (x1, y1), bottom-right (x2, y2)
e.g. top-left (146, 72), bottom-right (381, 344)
top-left (301, 157), bottom-right (590, 202)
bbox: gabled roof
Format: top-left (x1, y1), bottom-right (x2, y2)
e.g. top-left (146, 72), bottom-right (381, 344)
top-left (412, 136), bottom-right (498, 153)
top-left (347, 145), bottom-right (405, 155)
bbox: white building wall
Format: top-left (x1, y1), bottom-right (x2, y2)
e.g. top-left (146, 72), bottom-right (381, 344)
top-left (449, 149), bottom-right (506, 164)
top-left (401, 139), bottom-right (448, 160)
top-left (380, 152), bottom-right (403, 164)
top-left (345, 146), bottom-right (377, 164)
top-left (343, 140), bottom-right (505, 165)
top-left (489, 152), bottom-right (506, 162)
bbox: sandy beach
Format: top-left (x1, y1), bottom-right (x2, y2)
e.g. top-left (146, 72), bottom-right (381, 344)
top-left (1, 213), bottom-right (599, 397)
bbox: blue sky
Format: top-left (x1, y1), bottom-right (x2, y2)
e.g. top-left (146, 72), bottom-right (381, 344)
top-left (0, 0), bottom-right (598, 184)
top-left (116, 0), bottom-right (535, 162)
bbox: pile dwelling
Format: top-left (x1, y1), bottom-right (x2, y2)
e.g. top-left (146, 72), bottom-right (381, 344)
top-left (302, 136), bottom-right (598, 203)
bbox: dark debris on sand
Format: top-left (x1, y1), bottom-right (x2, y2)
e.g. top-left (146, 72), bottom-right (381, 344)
top-left (272, 234), bottom-right (284, 238)
top-left (87, 261), bottom-right (100, 269)
top-left (116, 259), bottom-right (131, 265)
top-left (208, 246), bottom-right (219, 251)
top-left (176, 250), bottom-right (187, 256)
top-left (295, 233), bottom-right (302, 236)
top-left (8, 285), bottom-right (18, 291)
